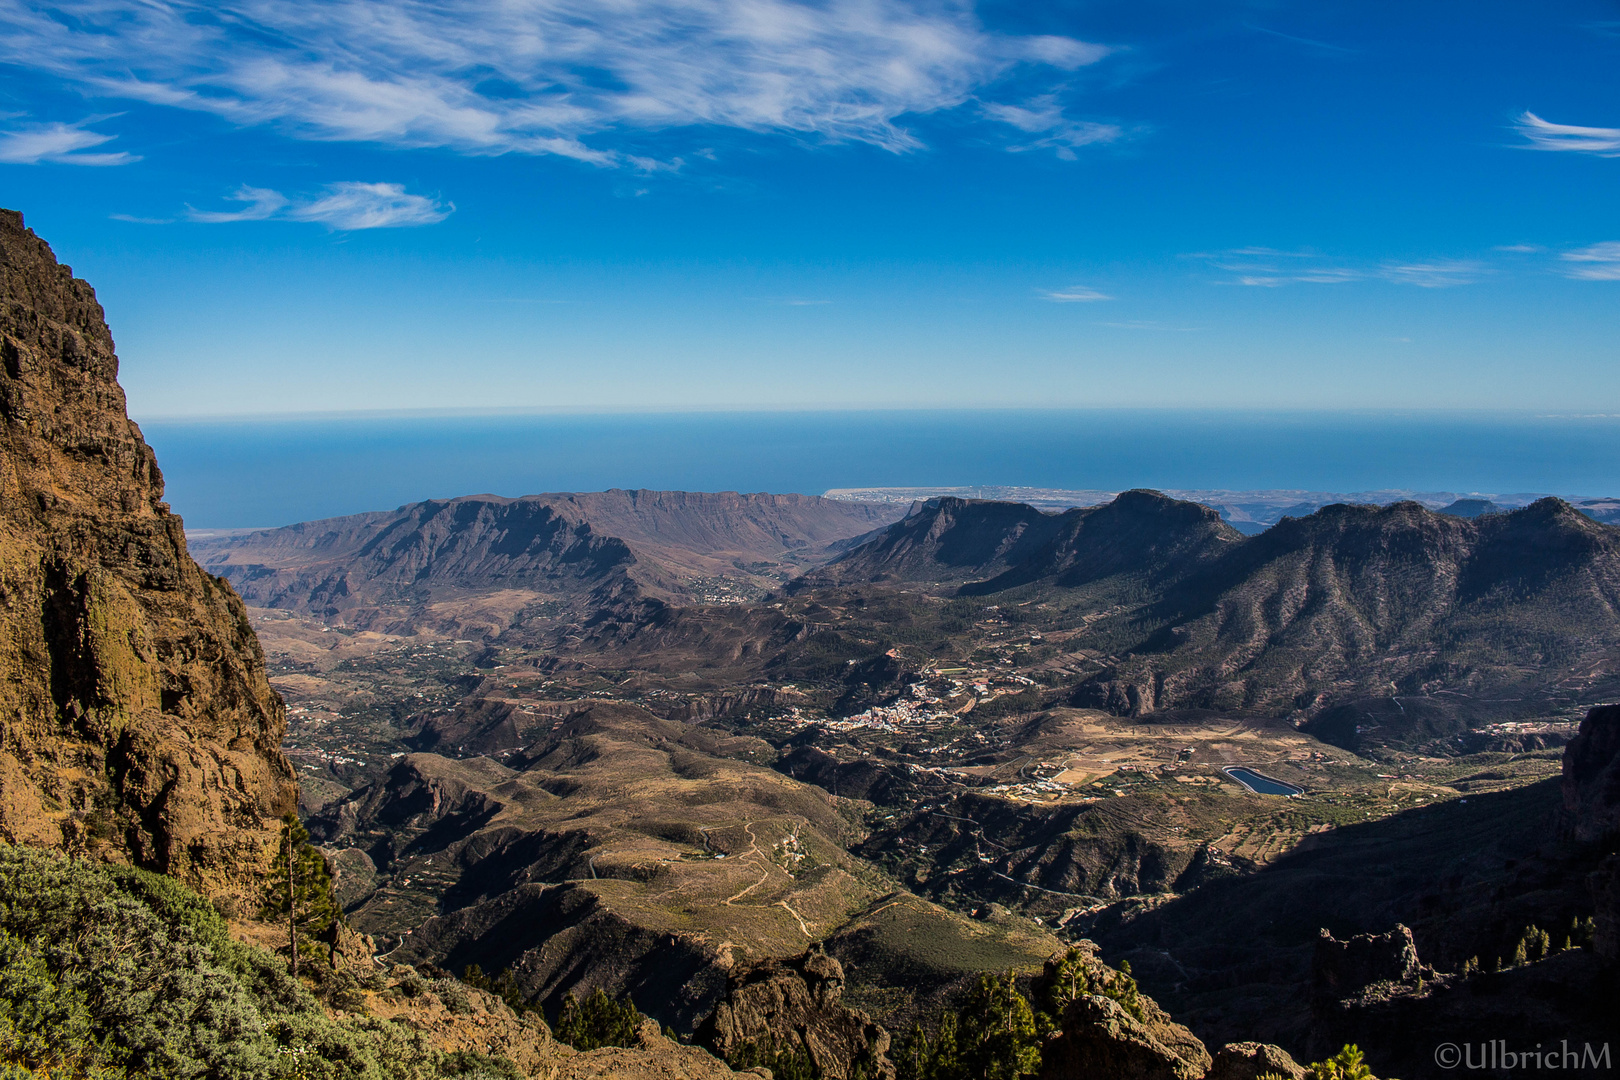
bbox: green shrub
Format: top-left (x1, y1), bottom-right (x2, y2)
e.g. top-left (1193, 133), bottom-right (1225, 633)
top-left (0, 842), bottom-right (521, 1079)
top-left (1309, 1044), bottom-right (1374, 1080)
top-left (728, 1039), bottom-right (816, 1080)
top-left (552, 988), bottom-right (641, 1051)
top-left (459, 966), bottom-right (538, 1018)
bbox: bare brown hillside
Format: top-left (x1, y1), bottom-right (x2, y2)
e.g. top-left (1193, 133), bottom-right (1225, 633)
top-left (190, 489), bottom-right (902, 632)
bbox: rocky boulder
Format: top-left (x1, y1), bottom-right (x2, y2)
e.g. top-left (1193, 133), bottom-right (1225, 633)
top-left (695, 948), bottom-right (893, 1080)
top-left (1206, 1042), bottom-right (1307, 1080)
top-left (0, 209), bottom-right (294, 909)
top-left (1038, 994), bottom-right (1210, 1080)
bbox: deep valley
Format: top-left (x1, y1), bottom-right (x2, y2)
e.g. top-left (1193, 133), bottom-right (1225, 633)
top-left (186, 478), bottom-right (1620, 1075)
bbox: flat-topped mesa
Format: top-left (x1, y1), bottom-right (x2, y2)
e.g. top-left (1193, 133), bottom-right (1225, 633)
top-left (0, 208), bottom-right (295, 911)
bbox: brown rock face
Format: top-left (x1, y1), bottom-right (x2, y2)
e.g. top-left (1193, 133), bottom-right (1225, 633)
top-left (1039, 994), bottom-right (1210, 1080)
top-left (0, 209), bottom-right (294, 909)
top-left (1562, 703), bottom-right (1620, 845)
top-left (1311, 924), bottom-right (1422, 1008)
top-left (1206, 1042), bottom-right (1307, 1080)
top-left (1561, 704), bottom-right (1620, 963)
top-left (695, 949), bottom-right (894, 1080)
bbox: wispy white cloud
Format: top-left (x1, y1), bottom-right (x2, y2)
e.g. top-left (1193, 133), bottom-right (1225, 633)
top-left (981, 95), bottom-right (1122, 159)
top-left (187, 182), bottom-right (451, 229)
top-left (1193, 248), bottom-right (1486, 288)
top-left (1040, 285), bottom-right (1112, 302)
top-left (0, 0), bottom-right (1111, 165)
top-left (186, 185), bottom-right (288, 223)
top-left (1377, 260), bottom-right (1487, 288)
top-left (1493, 243), bottom-right (1542, 253)
top-left (1562, 242), bottom-right (1620, 280)
top-left (0, 119), bottom-right (136, 165)
top-left (1194, 248), bottom-right (1361, 286)
top-left (1514, 111), bottom-right (1620, 156)
top-left (287, 182), bottom-right (453, 229)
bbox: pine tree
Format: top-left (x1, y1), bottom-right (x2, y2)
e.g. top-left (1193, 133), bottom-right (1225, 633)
top-left (930, 1013), bottom-right (962, 1080)
top-left (959, 972), bottom-right (1041, 1080)
top-left (260, 813), bottom-right (342, 979)
top-left (553, 988), bottom-right (641, 1051)
top-left (1034, 948), bottom-right (1144, 1028)
top-left (1039, 947), bottom-right (1093, 1018)
top-left (899, 1025), bottom-right (932, 1080)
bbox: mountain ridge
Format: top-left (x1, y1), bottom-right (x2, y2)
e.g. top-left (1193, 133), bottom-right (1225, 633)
top-left (191, 489), bottom-right (904, 630)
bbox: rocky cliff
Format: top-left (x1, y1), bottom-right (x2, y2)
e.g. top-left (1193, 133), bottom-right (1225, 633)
top-left (0, 208), bottom-right (294, 909)
top-left (695, 949), bottom-right (894, 1080)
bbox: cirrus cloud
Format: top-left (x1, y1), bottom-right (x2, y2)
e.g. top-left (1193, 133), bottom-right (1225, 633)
top-left (1514, 111), bottom-right (1620, 156)
top-left (0, 119), bottom-right (137, 165)
top-left (187, 182), bottom-right (452, 229)
top-left (1040, 285), bottom-right (1112, 302)
top-left (1562, 242), bottom-right (1620, 280)
top-left (1191, 248), bottom-right (1488, 288)
top-left (981, 96), bottom-right (1123, 159)
top-left (0, 0), bottom-right (1113, 166)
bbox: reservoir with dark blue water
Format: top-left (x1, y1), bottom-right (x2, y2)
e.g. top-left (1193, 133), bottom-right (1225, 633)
top-left (1224, 767), bottom-right (1303, 796)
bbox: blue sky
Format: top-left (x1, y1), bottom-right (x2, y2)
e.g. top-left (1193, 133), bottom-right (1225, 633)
top-left (0, 0), bottom-right (1616, 418)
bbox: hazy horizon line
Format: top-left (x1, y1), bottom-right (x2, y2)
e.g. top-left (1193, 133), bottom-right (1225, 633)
top-left (134, 404), bottom-right (1620, 425)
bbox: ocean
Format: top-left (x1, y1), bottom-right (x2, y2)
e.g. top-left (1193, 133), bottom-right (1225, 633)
top-left (137, 409), bottom-right (1620, 530)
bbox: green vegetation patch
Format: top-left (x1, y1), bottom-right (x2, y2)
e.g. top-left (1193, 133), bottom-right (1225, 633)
top-left (0, 843), bottom-right (520, 1080)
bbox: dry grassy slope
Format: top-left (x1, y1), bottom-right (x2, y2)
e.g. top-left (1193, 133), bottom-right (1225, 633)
top-left (314, 702), bottom-right (881, 1015)
top-left (313, 700), bottom-right (1064, 1029)
top-left (0, 209), bottom-right (295, 909)
top-left (190, 490), bottom-right (903, 626)
top-left (361, 964), bottom-right (755, 1079)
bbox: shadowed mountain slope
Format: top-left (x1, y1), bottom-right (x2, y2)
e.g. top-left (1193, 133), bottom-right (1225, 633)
top-left (810, 489), bottom-right (1620, 720)
top-left (1083, 498), bottom-right (1620, 716)
top-left (806, 490), bottom-right (1242, 591)
top-left (0, 209), bottom-right (294, 908)
top-left (1089, 704), bottom-right (1620, 1078)
top-left (803, 497), bottom-right (1071, 585)
top-left (967, 489), bottom-right (1244, 594)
